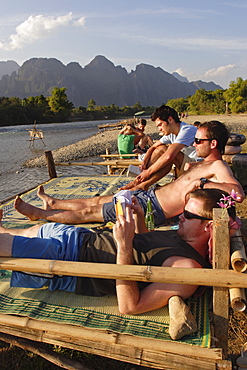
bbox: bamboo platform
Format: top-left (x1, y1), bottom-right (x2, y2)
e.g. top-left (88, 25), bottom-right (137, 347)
top-left (0, 174), bottom-right (246, 369)
top-left (0, 209), bottom-right (239, 369)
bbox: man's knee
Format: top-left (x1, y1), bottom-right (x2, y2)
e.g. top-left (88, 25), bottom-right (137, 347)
top-left (155, 144), bottom-right (168, 155)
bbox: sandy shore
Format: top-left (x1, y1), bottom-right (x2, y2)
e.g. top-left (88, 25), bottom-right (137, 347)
top-left (24, 114), bottom-right (247, 168)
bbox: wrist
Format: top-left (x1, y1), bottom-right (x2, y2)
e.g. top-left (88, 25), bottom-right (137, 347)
top-left (117, 252), bottom-right (133, 264)
top-left (199, 177), bottom-right (208, 189)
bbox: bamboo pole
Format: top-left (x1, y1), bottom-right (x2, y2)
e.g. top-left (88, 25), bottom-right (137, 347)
top-left (0, 314), bottom-right (222, 361)
top-left (0, 258), bottom-right (247, 288)
top-left (54, 160), bottom-right (141, 167)
top-left (98, 123), bottom-right (123, 129)
top-left (212, 208), bottom-right (230, 358)
top-left (229, 287), bottom-right (247, 312)
top-left (100, 153), bottom-right (138, 158)
top-left (0, 332), bottom-right (89, 370)
top-left (231, 229), bottom-right (247, 272)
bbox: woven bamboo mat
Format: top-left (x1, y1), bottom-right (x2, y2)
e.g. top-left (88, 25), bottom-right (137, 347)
top-left (0, 175), bottom-right (210, 346)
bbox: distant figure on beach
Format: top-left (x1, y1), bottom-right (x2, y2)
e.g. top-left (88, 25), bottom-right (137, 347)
top-left (14, 119), bottom-right (245, 227)
top-left (117, 123), bottom-right (144, 158)
top-left (121, 105), bottom-right (200, 191)
top-left (193, 121), bottom-right (201, 127)
top-left (133, 118), bottom-right (154, 154)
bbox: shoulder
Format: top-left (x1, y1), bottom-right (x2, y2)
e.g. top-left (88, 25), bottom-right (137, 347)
top-left (210, 159), bottom-right (230, 170)
top-left (177, 122), bottom-right (197, 139)
top-left (180, 122), bottom-right (197, 132)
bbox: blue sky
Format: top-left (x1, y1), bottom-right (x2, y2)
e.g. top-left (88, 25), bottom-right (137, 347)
top-left (0, 0), bottom-right (246, 89)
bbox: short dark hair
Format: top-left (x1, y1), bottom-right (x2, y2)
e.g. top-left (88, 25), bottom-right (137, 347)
top-left (151, 105), bottom-right (180, 123)
top-left (198, 121), bottom-right (229, 154)
top-left (193, 121), bottom-right (201, 127)
top-left (138, 118), bottom-right (147, 126)
top-left (188, 188), bottom-right (236, 220)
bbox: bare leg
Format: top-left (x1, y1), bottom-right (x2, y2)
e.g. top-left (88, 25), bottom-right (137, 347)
top-left (37, 185), bottom-right (112, 211)
top-left (121, 148), bottom-right (184, 191)
top-left (0, 209), bottom-right (42, 237)
top-left (120, 163), bottom-right (174, 191)
top-left (0, 209), bottom-right (42, 256)
top-left (14, 196), bottom-right (104, 224)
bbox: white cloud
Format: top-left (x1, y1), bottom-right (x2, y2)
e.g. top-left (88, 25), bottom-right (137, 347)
top-left (174, 68), bottom-right (187, 77)
top-left (0, 12), bottom-right (86, 50)
top-left (204, 64), bottom-right (238, 77)
top-left (74, 16), bottom-right (86, 27)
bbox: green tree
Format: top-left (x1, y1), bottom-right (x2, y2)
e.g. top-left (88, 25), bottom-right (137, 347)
top-left (87, 99), bottom-right (96, 111)
top-left (188, 89), bottom-right (209, 114)
top-left (132, 102), bottom-right (143, 113)
top-left (47, 87), bottom-right (74, 113)
top-left (224, 77), bottom-right (247, 113)
top-left (166, 97), bottom-right (189, 113)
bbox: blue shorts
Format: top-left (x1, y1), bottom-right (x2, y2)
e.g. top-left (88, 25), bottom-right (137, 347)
top-left (102, 189), bottom-right (166, 226)
top-left (11, 223), bottom-right (91, 292)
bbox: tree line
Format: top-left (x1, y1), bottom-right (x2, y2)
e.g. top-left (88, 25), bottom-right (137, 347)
top-left (167, 77), bottom-right (247, 115)
top-left (0, 77), bottom-right (246, 127)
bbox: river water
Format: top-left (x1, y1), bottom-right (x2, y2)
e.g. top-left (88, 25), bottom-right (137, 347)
top-left (0, 119), bottom-right (119, 203)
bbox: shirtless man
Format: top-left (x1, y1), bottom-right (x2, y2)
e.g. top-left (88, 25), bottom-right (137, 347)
top-left (0, 189), bottom-right (237, 314)
top-left (14, 120), bottom-right (245, 226)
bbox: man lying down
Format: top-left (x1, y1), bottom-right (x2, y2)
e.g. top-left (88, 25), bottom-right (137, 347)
top-left (0, 189), bottom-right (237, 316)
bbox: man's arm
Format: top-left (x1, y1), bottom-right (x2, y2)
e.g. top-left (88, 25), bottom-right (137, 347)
top-left (180, 160), bottom-right (245, 203)
top-left (138, 142), bottom-right (185, 182)
top-left (113, 208), bottom-right (200, 315)
top-left (130, 197), bottom-right (149, 234)
top-left (203, 161), bottom-right (245, 201)
top-left (140, 140), bottom-right (162, 170)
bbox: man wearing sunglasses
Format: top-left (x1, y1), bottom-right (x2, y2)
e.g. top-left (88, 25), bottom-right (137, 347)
top-left (0, 189), bottom-right (237, 314)
top-left (15, 119), bottom-right (244, 228)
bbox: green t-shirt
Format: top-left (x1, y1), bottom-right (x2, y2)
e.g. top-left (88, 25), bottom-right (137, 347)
top-left (118, 134), bottom-right (135, 158)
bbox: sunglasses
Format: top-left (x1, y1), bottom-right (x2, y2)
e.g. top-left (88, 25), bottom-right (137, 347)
top-left (183, 209), bottom-right (212, 221)
top-left (194, 138), bottom-right (212, 144)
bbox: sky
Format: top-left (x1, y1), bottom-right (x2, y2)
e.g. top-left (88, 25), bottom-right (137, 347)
top-left (0, 0), bottom-right (246, 89)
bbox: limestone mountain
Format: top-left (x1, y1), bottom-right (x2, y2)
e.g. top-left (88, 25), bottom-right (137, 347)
top-left (0, 55), bottom-right (222, 107)
top-left (0, 60), bottom-right (20, 79)
top-left (172, 72), bottom-right (189, 83)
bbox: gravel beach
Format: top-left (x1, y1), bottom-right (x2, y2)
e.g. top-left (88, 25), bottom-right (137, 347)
top-left (24, 114), bottom-right (247, 168)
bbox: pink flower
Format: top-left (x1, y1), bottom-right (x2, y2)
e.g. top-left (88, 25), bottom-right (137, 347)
top-left (230, 189), bottom-right (241, 201)
top-left (217, 191), bottom-right (238, 210)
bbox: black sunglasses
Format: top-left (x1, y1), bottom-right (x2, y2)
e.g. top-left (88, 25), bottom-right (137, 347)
top-left (194, 138), bottom-right (212, 144)
top-left (183, 209), bottom-right (212, 221)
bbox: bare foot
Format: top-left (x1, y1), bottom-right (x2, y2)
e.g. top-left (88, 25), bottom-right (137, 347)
top-left (120, 178), bottom-right (140, 190)
top-left (37, 185), bottom-right (53, 210)
top-left (14, 196), bottom-right (41, 221)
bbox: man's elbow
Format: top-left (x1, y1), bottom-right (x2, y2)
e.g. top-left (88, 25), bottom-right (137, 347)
top-left (118, 303), bottom-right (139, 315)
top-left (237, 189), bottom-right (245, 203)
top-left (232, 184), bottom-right (246, 202)
top-left (119, 306), bottom-right (136, 315)
top-left (119, 308), bottom-right (132, 315)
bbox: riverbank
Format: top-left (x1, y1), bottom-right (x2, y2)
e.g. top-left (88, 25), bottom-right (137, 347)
top-left (24, 114), bottom-right (247, 168)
